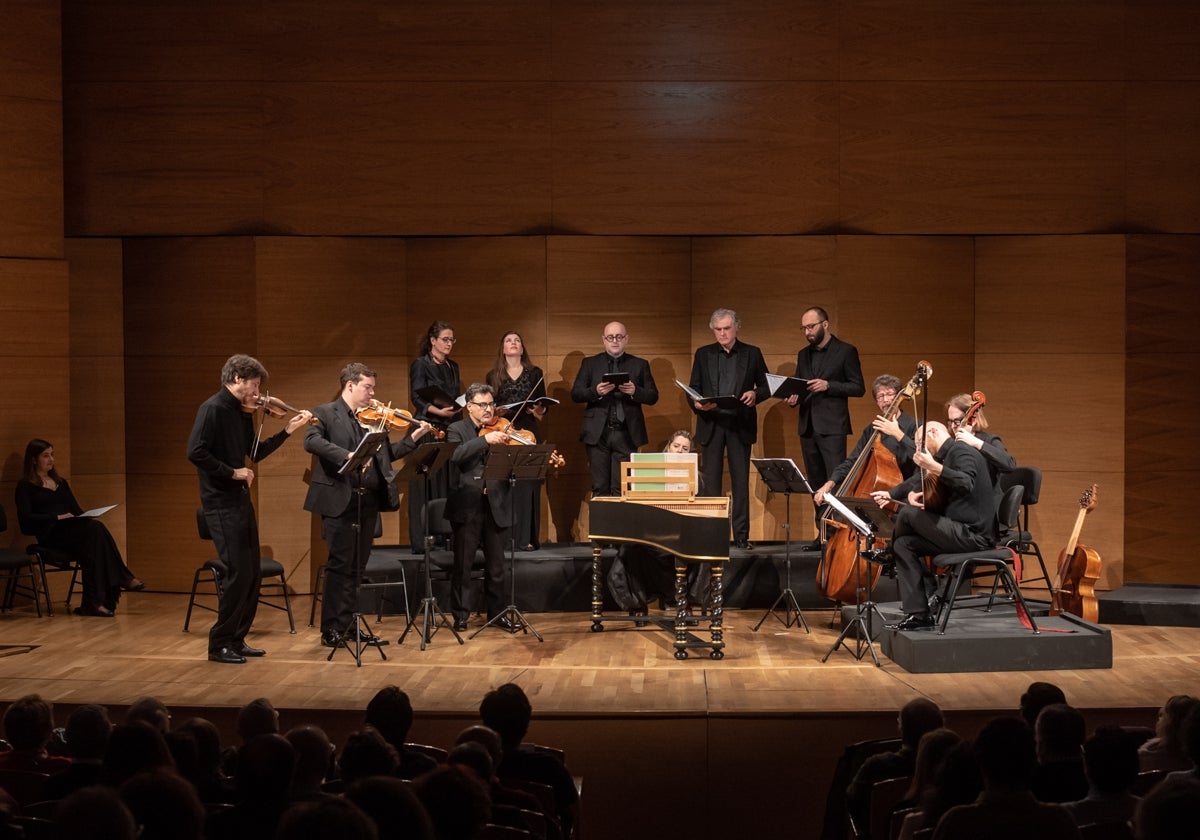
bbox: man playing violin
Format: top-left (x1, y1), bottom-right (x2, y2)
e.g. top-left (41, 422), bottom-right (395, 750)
top-left (869, 421), bottom-right (996, 631)
top-left (446, 383), bottom-right (514, 632)
top-left (303, 362), bottom-right (434, 648)
top-left (188, 354), bottom-right (313, 665)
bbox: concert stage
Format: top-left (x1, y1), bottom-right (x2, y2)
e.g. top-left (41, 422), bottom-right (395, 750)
top-left (2, 558), bottom-right (1198, 840)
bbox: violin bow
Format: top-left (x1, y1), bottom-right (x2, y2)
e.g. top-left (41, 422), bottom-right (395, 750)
top-left (508, 374), bottom-right (545, 427)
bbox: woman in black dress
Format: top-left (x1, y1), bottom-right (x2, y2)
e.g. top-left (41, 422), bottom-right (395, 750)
top-left (14, 438), bottom-right (143, 617)
top-left (407, 320), bottom-right (462, 550)
top-left (486, 330), bottom-right (549, 551)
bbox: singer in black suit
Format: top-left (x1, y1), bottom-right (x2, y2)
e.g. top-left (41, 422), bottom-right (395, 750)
top-left (446, 383), bottom-right (515, 632)
top-left (304, 362), bottom-right (433, 647)
top-left (570, 321), bottom-right (659, 497)
top-left (789, 306), bottom-right (865, 537)
top-left (688, 308), bottom-right (770, 549)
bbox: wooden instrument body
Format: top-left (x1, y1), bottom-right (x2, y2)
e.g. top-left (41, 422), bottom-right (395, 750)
top-left (1050, 484), bottom-right (1101, 623)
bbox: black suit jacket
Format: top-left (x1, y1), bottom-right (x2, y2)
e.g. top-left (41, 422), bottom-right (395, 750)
top-left (688, 340), bottom-right (770, 445)
top-left (445, 417), bottom-right (514, 526)
top-left (302, 399), bottom-right (419, 517)
top-left (792, 335), bottom-right (865, 436)
top-left (570, 352), bottom-right (658, 447)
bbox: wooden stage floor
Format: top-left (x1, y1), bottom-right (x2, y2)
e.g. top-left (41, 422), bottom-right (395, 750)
top-left (2, 592), bottom-right (1198, 840)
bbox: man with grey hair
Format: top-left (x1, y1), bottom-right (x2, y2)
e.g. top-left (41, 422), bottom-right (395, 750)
top-left (688, 309), bottom-right (770, 550)
top-left (188, 354), bottom-right (313, 664)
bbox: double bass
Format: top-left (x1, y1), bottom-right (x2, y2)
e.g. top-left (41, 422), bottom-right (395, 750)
top-left (816, 362), bottom-right (931, 603)
top-left (1050, 484), bottom-right (1101, 622)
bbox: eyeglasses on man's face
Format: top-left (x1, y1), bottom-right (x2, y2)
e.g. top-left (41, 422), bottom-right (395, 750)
top-left (603, 334), bottom-right (627, 342)
top-left (469, 401), bottom-right (495, 409)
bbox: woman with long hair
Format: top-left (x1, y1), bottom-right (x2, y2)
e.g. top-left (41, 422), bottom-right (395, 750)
top-left (407, 320), bottom-right (462, 551)
top-left (485, 331), bottom-right (549, 551)
top-left (15, 439), bottom-right (143, 617)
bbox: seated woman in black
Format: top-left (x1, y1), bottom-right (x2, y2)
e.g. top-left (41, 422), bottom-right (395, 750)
top-left (14, 438), bottom-right (143, 617)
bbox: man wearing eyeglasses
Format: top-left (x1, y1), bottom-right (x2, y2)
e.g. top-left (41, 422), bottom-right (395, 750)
top-left (570, 321), bottom-right (659, 497)
top-left (945, 393), bottom-right (1015, 498)
top-left (786, 306), bottom-right (865, 542)
top-left (446, 383), bottom-right (515, 632)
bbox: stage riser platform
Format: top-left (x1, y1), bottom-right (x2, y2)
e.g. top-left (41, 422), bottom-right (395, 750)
top-left (1099, 584), bottom-right (1200, 627)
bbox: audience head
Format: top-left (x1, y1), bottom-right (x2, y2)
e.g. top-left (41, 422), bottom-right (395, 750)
top-left (125, 696), bottom-right (171, 734)
top-left (416, 765), bottom-right (491, 840)
top-left (286, 724), bottom-right (334, 794)
top-left (55, 785), bottom-right (138, 840)
top-left (64, 703), bottom-right (112, 760)
top-left (1153, 694), bottom-right (1199, 755)
top-left (2, 693), bottom-right (55, 752)
top-left (174, 717), bottom-right (222, 777)
top-left (454, 725), bottom-right (504, 770)
top-left (899, 697), bottom-right (945, 749)
top-left (1134, 776), bottom-right (1200, 840)
top-left (447, 741), bottom-right (494, 783)
top-left (277, 797), bottom-right (379, 840)
top-left (100, 721), bottom-right (175, 786)
top-left (340, 728), bottom-right (400, 784)
top-left (119, 769), bottom-right (206, 840)
top-left (1035, 703), bottom-right (1087, 762)
top-left (920, 741), bottom-right (984, 828)
top-left (1083, 726), bottom-right (1141, 796)
top-left (479, 683), bottom-right (533, 751)
top-left (1019, 681), bottom-right (1067, 727)
top-left (1181, 700), bottom-right (1200, 769)
top-left (236, 696), bottom-right (279, 743)
top-left (365, 685), bottom-right (416, 749)
top-left (973, 716), bottom-right (1037, 790)
top-left (234, 733), bottom-right (296, 803)
top-left (345, 776), bottom-right (435, 840)
top-left (906, 727), bottom-right (963, 802)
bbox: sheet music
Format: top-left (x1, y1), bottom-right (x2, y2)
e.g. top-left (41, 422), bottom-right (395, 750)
top-left (80, 504), bottom-right (118, 518)
top-left (823, 493), bottom-right (873, 538)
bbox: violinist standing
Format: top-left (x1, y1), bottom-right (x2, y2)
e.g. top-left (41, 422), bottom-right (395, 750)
top-left (869, 421), bottom-right (996, 631)
top-left (446, 383), bottom-right (513, 632)
top-left (304, 362), bottom-right (433, 648)
top-left (187, 354), bottom-right (312, 664)
top-left (571, 321), bottom-right (658, 497)
top-left (407, 320), bottom-right (462, 551)
top-left (486, 331), bottom-right (548, 551)
top-left (786, 306), bottom-right (865, 540)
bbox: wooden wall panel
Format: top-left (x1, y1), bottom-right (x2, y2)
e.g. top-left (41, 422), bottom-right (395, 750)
top-left (840, 83), bottom-right (1125, 234)
top-left (63, 82), bottom-right (265, 236)
top-left (1127, 82), bottom-right (1200, 234)
top-left (0, 0), bottom-right (63, 259)
top-left (552, 81), bottom-right (839, 235)
top-left (1127, 0), bottom-right (1200, 80)
top-left (552, 0), bottom-right (837, 81)
top-left (264, 83), bottom-right (552, 236)
top-left (840, 0), bottom-right (1125, 81)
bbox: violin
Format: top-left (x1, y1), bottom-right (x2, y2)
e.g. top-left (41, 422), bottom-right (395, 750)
top-left (479, 416), bottom-right (566, 469)
top-left (356, 399), bottom-right (445, 439)
top-left (244, 394), bottom-right (319, 425)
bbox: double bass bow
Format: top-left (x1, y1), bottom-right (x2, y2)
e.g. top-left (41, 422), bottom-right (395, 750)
top-left (1050, 484), bottom-right (1101, 622)
top-left (816, 361), bottom-right (931, 603)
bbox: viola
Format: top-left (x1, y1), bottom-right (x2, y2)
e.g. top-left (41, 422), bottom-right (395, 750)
top-left (244, 394), bottom-right (319, 425)
top-left (479, 416), bottom-right (566, 469)
top-left (1050, 484), bottom-right (1101, 622)
top-left (356, 399), bottom-right (445, 439)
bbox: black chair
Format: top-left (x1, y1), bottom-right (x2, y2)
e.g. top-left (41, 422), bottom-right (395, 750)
top-left (20, 536), bottom-right (81, 617)
top-left (0, 504), bottom-right (46, 617)
top-left (931, 545), bottom-right (1038, 635)
top-left (307, 514), bottom-right (410, 627)
top-left (999, 466), bottom-right (1051, 590)
top-left (184, 509), bottom-right (296, 633)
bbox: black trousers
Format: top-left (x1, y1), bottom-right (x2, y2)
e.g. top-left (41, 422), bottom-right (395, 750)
top-left (203, 498), bottom-right (262, 652)
top-left (320, 495), bottom-right (378, 635)
top-left (450, 502), bottom-right (509, 622)
top-left (890, 504), bottom-right (991, 614)
top-left (701, 423), bottom-right (752, 542)
top-left (801, 432), bottom-right (848, 530)
top-left (587, 425), bottom-right (634, 497)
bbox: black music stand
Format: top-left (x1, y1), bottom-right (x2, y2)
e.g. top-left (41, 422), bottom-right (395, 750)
top-left (820, 494), bottom-right (892, 667)
top-left (750, 457), bottom-right (811, 633)
top-left (470, 444), bottom-right (553, 641)
top-left (327, 429), bottom-right (390, 667)
top-left (396, 440), bottom-right (461, 650)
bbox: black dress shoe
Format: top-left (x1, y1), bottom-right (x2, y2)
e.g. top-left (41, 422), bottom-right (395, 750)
top-left (208, 647), bottom-right (246, 664)
top-left (494, 616), bottom-right (518, 632)
top-left (734, 539), bottom-right (754, 551)
top-left (74, 605), bottom-right (115, 617)
top-left (360, 631), bottom-right (390, 647)
top-left (887, 612), bottom-right (935, 631)
top-left (236, 643), bottom-right (266, 657)
top-left (452, 618), bottom-right (469, 632)
top-left (861, 548), bottom-right (895, 565)
top-left (320, 631), bottom-right (342, 648)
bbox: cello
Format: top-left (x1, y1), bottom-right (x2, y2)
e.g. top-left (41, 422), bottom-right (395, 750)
top-left (816, 362), bottom-right (931, 603)
top-left (1050, 484), bottom-right (1101, 622)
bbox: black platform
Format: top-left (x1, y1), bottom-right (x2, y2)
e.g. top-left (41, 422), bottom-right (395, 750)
top-left (1098, 583), bottom-right (1200, 627)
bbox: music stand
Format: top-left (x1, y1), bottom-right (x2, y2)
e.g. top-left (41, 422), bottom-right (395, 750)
top-left (470, 444), bottom-right (553, 641)
top-left (396, 440), bottom-right (461, 650)
top-left (820, 494), bottom-right (889, 667)
top-left (327, 429), bottom-right (390, 667)
top-left (750, 457), bottom-right (811, 633)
